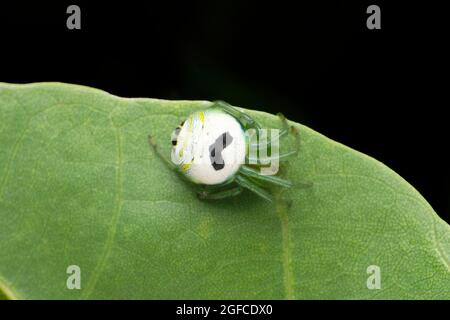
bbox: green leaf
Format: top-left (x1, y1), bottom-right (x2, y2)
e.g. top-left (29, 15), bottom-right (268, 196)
top-left (0, 82), bottom-right (449, 299)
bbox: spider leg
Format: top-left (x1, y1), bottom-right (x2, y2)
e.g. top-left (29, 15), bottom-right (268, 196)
top-left (249, 113), bottom-right (289, 148)
top-left (282, 113), bottom-right (301, 158)
top-left (148, 134), bottom-right (201, 186)
top-left (235, 174), bottom-right (274, 202)
top-left (212, 100), bottom-right (261, 129)
top-left (197, 184), bottom-right (243, 200)
top-left (239, 165), bottom-right (293, 188)
top-left (249, 127), bottom-right (289, 149)
top-left (148, 134), bottom-right (177, 170)
top-left (267, 112), bottom-right (299, 142)
top-left (247, 113), bottom-right (300, 165)
top-left (246, 150), bottom-right (299, 164)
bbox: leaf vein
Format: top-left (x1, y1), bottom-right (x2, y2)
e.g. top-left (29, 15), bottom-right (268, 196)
top-left (82, 117), bottom-right (124, 298)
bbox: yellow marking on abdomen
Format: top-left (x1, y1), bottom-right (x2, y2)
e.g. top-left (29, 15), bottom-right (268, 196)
top-left (189, 115), bottom-right (193, 131)
top-left (181, 163), bottom-right (191, 172)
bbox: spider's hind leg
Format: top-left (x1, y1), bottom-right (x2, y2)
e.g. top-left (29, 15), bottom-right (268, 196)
top-left (239, 165), bottom-right (293, 188)
top-left (235, 174), bottom-right (274, 202)
top-left (197, 183), bottom-right (243, 200)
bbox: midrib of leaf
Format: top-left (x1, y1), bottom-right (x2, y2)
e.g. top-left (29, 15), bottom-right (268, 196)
top-left (82, 115), bottom-right (125, 298)
top-left (276, 195), bottom-right (295, 299)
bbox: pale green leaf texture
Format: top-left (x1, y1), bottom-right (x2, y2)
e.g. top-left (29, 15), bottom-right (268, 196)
top-left (0, 82), bottom-right (449, 299)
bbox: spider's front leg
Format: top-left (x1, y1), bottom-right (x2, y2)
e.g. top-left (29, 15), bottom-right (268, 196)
top-left (148, 134), bottom-right (193, 184)
top-left (279, 113), bottom-right (301, 157)
top-left (148, 134), bottom-right (177, 170)
top-left (212, 100), bottom-right (261, 130)
top-left (246, 115), bottom-right (300, 165)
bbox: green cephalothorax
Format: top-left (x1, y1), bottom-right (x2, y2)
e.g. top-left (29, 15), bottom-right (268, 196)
top-left (149, 101), bottom-right (299, 201)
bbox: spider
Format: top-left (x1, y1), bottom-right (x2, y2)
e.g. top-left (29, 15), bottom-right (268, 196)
top-left (148, 101), bottom-right (300, 201)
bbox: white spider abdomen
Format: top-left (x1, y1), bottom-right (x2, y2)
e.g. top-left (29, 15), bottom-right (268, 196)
top-left (171, 109), bottom-right (246, 185)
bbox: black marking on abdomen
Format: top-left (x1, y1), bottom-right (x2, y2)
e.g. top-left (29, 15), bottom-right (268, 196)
top-left (209, 132), bottom-right (233, 171)
top-left (171, 127), bottom-right (181, 146)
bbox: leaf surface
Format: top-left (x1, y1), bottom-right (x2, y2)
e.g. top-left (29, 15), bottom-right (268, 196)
top-left (0, 82), bottom-right (449, 299)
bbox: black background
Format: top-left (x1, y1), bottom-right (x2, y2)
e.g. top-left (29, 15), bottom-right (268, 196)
top-left (2, 300), bottom-right (448, 317)
top-left (1, 1), bottom-right (448, 221)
